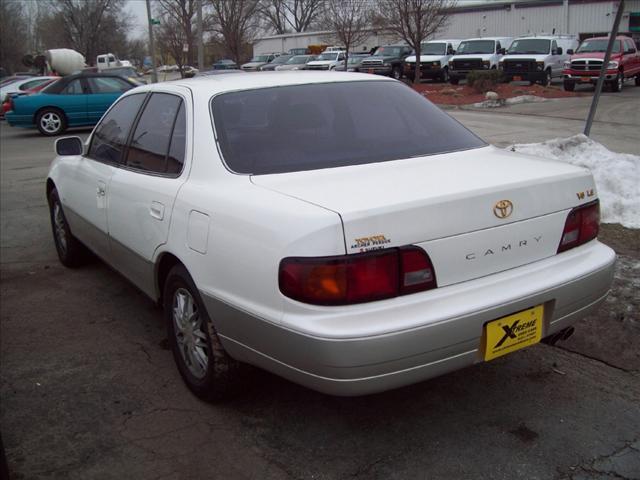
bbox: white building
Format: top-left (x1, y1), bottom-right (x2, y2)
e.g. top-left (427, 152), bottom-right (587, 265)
top-left (253, 0), bottom-right (640, 55)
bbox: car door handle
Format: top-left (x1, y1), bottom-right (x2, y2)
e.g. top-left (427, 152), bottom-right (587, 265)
top-left (150, 201), bottom-right (165, 220)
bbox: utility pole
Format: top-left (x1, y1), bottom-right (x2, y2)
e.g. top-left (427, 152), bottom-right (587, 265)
top-left (145, 0), bottom-right (158, 83)
top-left (584, 0), bottom-right (624, 136)
top-left (197, 0), bottom-right (204, 71)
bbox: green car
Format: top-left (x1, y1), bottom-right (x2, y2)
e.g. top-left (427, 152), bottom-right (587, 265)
top-left (5, 72), bottom-right (137, 136)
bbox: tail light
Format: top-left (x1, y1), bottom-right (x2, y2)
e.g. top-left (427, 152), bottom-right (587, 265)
top-left (279, 246), bottom-right (437, 306)
top-left (557, 200), bottom-right (600, 253)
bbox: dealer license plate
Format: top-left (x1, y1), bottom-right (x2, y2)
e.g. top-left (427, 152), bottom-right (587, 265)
top-left (483, 305), bottom-right (543, 361)
top-left (368, 68), bottom-right (374, 74)
top-left (513, 75), bottom-right (522, 81)
top-left (581, 77), bottom-right (591, 83)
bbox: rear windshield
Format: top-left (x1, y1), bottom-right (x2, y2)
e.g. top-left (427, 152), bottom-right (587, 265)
top-left (211, 81), bottom-right (485, 175)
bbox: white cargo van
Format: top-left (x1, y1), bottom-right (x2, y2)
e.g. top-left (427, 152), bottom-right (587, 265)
top-left (499, 35), bottom-right (580, 85)
top-left (448, 37), bottom-right (513, 84)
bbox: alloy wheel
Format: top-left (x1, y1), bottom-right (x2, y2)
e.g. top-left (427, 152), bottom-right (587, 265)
top-left (172, 288), bottom-right (209, 379)
top-left (40, 112), bottom-right (61, 134)
top-left (53, 202), bottom-right (67, 256)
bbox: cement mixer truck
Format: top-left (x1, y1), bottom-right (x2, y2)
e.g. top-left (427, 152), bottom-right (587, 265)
top-left (44, 49), bottom-right (86, 76)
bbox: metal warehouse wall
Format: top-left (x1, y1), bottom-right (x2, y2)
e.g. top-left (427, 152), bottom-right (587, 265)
top-left (253, 0), bottom-right (640, 54)
top-left (435, 0), bottom-right (640, 39)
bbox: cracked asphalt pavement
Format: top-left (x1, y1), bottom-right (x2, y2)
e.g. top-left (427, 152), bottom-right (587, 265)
top-left (1, 92), bottom-right (639, 480)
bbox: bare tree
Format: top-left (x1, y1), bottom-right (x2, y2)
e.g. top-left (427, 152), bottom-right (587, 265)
top-left (47, 0), bottom-right (131, 64)
top-left (0, 1), bottom-right (29, 74)
top-left (376, 0), bottom-right (454, 83)
top-left (156, 13), bottom-right (189, 76)
top-left (322, 0), bottom-right (372, 71)
top-left (207, 0), bottom-right (260, 64)
top-left (156, 0), bottom-right (198, 66)
top-left (259, 0), bottom-right (322, 35)
top-left (258, 0), bottom-right (288, 34)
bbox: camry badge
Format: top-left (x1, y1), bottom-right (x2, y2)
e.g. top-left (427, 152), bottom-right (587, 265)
top-left (493, 200), bottom-right (514, 219)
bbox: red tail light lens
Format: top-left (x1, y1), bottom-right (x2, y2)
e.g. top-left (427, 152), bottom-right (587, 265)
top-left (557, 200), bottom-right (600, 253)
top-left (279, 246), bottom-right (437, 305)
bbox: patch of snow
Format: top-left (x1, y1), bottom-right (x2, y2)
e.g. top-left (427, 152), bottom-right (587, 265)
top-left (509, 134), bottom-right (640, 229)
top-left (472, 95), bottom-right (548, 108)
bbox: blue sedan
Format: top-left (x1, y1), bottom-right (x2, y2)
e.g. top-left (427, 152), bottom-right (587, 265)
top-left (5, 73), bottom-right (137, 136)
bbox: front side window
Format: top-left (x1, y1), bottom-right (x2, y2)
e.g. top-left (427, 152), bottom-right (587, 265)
top-left (88, 77), bottom-right (132, 94)
top-left (126, 93), bottom-right (183, 174)
top-left (62, 79), bottom-right (83, 95)
top-left (212, 81), bottom-right (485, 175)
top-left (88, 93), bottom-right (145, 164)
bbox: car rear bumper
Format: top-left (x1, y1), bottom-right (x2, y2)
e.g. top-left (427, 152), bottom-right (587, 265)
top-left (203, 241), bottom-right (615, 396)
top-left (4, 113), bottom-right (33, 127)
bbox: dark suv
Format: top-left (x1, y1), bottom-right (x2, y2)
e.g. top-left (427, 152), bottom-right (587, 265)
top-left (360, 45), bottom-right (413, 80)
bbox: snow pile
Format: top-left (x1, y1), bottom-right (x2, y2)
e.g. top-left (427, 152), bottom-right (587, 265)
top-left (472, 95), bottom-right (548, 108)
top-left (509, 134), bottom-right (640, 229)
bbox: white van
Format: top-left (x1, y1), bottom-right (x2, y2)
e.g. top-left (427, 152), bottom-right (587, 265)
top-left (499, 35), bottom-right (580, 85)
top-left (448, 37), bottom-right (513, 84)
top-left (403, 39), bottom-right (462, 82)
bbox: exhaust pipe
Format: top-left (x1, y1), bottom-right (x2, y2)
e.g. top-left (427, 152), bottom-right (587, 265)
top-left (542, 327), bottom-right (575, 346)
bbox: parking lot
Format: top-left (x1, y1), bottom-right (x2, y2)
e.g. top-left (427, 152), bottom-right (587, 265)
top-left (1, 88), bottom-right (639, 480)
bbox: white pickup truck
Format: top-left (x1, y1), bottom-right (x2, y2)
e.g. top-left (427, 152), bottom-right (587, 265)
top-left (499, 35), bottom-right (580, 86)
top-left (448, 37), bottom-right (513, 84)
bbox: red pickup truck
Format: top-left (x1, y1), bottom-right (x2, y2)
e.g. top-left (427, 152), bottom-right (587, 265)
top-left (563, 36), bottom-right (640, 92)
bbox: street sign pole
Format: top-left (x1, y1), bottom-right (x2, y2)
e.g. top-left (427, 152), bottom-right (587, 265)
top-left (197, 0), bottom-right (204, 71)
top-left (145, 0), bottom-right (158, 84)
top-left (584, 0), bottom-right (624, 136)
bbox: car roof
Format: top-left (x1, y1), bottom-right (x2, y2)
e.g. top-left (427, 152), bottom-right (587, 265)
top-left (583, 36), bottom-right (630, 41)
top-left (145, 71), bottom-right (392, 98)
top-left (462, 37), bottom-right (511, 42)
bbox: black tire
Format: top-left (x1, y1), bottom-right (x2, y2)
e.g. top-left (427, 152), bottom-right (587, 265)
top-left (36, 108), bottom-right (67, 136)
top-left (48, 187), bottom-right (87, 268)
top-left (635, 75), bottom-right (640, 86)
top-left (164, 264), bottom-right (240, 401)
top-left (541, 69), bottom-right (552, 87)
top-left (391, 65), bottom-right (402, 80)
top-left (611, 72), bottom-right (623, 93)
top-left (563, 81), bottom-right (575, 92)
top-left (440, 67), bottom-right (449, 83)
top-left (450, 77), bottom-right (459, 85)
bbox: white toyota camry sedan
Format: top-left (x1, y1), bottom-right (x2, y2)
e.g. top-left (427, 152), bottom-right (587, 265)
top-left (46, 72), bottom-right (616, 399)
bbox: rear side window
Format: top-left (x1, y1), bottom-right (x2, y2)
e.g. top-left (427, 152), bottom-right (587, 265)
top-left (126, 93), bottom-right (183, 174)
top-left (88, 77), bottom-right (132, 94)
top-left (211, 81), bottom-right (485, 175)
top-left (89, 93), bottom-right (145, 164)
top-left (62, 79), bottom-right (83, 95)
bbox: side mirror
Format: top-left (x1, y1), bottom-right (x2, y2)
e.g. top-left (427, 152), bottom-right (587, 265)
top-left (567, 49), bottom-right (574, 55)
top-left (55, 136), bottom-right (83, 156)
top-left (554, 47), bottom-right (563, 55)
top-left (499, 48), bottom-right (506, 55)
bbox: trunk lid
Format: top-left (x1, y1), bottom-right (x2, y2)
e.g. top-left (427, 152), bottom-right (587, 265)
top-left (251, 146), bottom-right (596, 286)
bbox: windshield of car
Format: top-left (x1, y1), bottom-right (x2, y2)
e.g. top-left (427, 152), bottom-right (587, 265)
top-left (211, 81), bottom-right (485, 175)
top-left (373, 47), bottom-right (403, 56)
top-left (508, 39), bottom-right (550, 54)
top-left (457, 40), bottom-right (495, 54)
top-left (576, 39), bottom-right (621, 53)
top-left (250, 56), bottom-right (270, 62)
top-left (420, 43), bottom-right (446, 55)
top-left (288, 56), bottom-right (312, 64)
top-left (271, 55), bottom-right (292, 64)
top-left (316, 53), bottom-right (339, 61)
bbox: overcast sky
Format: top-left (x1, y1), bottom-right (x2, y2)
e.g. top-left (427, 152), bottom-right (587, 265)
top-left (126, 0), bottom-right (149, 39)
